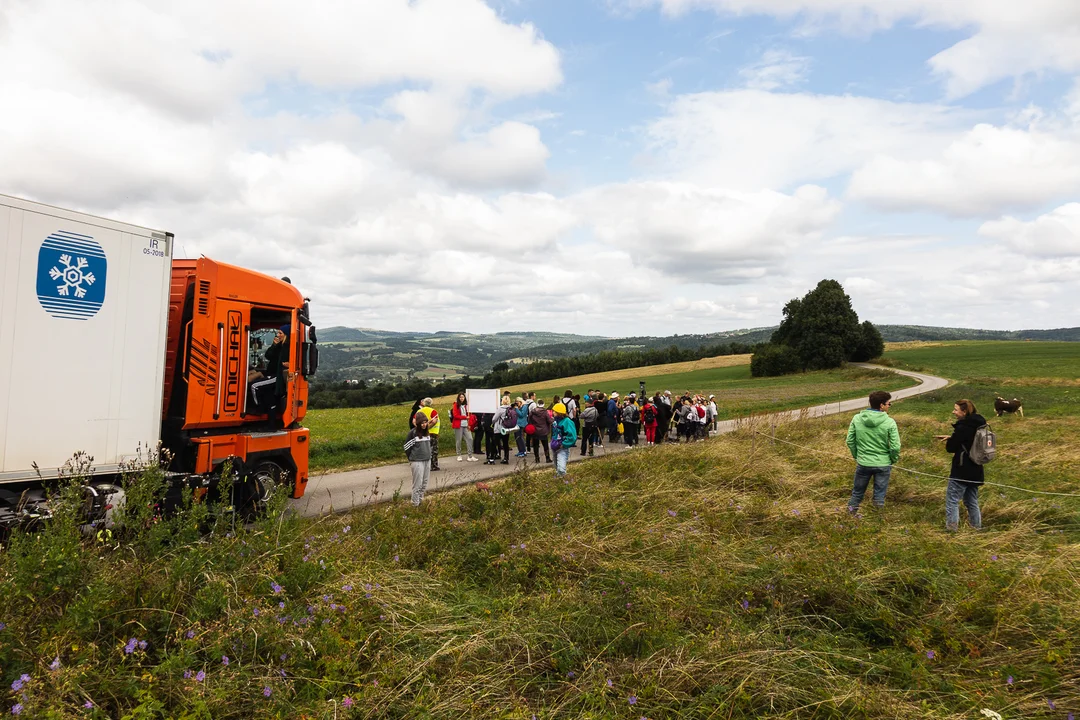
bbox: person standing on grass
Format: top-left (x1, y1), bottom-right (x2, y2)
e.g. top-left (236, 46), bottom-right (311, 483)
top-left (708, 395), bottom-right (718, 433)
top-left (551, 402), bottom-right (578, 478)
top-left (529, 398), bottom-right (553, 463)
top-left (418, 398), bottom-right (441, 471)
top-left (404, 412), bottom-right (432, 506)
top-left (450, 393), bottom-right (478, 463)
top-left (846, 391), bottom-right (901, 512)
top-left (654, 392), bottom-right (671, 444)
top-left (936, 399), bottom-right (986, 531)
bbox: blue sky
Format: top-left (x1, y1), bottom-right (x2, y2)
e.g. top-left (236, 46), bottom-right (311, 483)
top-left (2, 0), bottom-right (1079, 335)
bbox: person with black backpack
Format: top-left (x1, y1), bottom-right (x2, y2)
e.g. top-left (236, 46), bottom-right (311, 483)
top-left (641, 397), bottom-right (659, 445)
top-left (936, 399), bottom-right (989, 531)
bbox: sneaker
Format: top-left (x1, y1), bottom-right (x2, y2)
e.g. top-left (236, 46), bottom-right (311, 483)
top-left (467, 456), bottom-right (478, 462)
top-left (516, 452), bottom-right (527, 458)
top-left (500, 460), bottom-right (509, 465)
top-left (457, 456), bottom-right (463, 462)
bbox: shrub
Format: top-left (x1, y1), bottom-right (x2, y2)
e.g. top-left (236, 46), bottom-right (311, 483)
top-left (750, 343), bottom-right (802, 377)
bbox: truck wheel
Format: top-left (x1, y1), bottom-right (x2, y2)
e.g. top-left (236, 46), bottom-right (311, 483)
top-left (236, 461), bottom-right (282, 520)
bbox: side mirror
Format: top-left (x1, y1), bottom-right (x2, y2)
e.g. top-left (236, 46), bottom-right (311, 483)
top-left (302, 325), bottom-right (319, 377)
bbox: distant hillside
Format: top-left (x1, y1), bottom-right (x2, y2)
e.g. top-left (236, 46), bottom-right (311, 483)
top-left (313, 324), bottom-right (1078, 384)
top-left (876, 325), bottom-right (1080, 342)
top-left (315, 328), bottom-right (609, 384)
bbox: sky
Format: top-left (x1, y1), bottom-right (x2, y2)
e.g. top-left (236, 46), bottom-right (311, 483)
top-left (2, 0), bottom-right (1079, 336)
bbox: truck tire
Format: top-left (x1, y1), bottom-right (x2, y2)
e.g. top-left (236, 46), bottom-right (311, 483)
top-left (235, 460), bottom-right (282, 520)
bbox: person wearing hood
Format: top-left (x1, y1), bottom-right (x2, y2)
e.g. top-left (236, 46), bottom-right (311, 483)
top-left (846, 391), bottom-right (901, 512)
top-left (935, 399), bottom-right (986, 531)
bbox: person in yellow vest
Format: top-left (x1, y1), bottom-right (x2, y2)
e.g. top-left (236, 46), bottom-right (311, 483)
top-left (419, 398), bottom-right (441, 471)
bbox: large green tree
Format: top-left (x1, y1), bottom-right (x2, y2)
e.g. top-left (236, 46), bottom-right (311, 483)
top-left (752, 279), bottom-right (882, 376)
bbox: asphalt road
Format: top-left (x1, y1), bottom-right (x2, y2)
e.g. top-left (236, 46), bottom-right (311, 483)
top-left (288, 364), bottom-right (949, 518)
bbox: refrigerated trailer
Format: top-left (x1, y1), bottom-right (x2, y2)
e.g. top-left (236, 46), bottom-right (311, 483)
top-left (0, 194), bottom-right (317, 529)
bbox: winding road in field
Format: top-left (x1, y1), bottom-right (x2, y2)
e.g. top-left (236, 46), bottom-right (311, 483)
top-left (288, 364), bottom-right (949, 518)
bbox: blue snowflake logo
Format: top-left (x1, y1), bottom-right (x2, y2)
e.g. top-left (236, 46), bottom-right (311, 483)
top-left (36, 231), bottom-right (107, 320)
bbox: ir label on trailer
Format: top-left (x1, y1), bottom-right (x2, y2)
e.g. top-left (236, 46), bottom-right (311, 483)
top-left (143, 234), bottom-right (167, 258)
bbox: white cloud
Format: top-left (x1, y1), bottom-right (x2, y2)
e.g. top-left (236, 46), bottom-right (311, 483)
top-left (576, 182), bottom-right (841, 281)
top-left (979, 204), bottom-right (1080, 257)
top-left (645, 90), bottom-right (969, 191)
top-left (738, 49), bottom-right (811, 91)
top-left (849, 123), bottom-right (1080, 217)
top-left (628, 0), bottom-right (1080, 97)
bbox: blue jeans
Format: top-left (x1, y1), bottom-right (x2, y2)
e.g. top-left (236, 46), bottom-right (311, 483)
top-left (945, 479), bottom-right (981, 530)
top-left (555, 447), bottom-right (571, 476)
top-left (849, 464), bottom-right (892, 510)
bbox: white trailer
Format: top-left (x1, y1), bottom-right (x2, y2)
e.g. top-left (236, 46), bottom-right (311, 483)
top-left (0, 194), bottom-right (174, 483)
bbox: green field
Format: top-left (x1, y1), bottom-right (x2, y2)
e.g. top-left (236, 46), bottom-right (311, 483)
top-left (885, 340), bottom-right (1079, 382)
top-left (7, 341), bottom-right (1078, 717)
top-left (305, 365), bottom-right (917, 473)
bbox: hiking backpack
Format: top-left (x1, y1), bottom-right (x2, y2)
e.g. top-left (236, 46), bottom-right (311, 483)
top-left (500, 407), bottom-right (519, 431)
top-left (581, 405), bottom-right (598, 425)
top-left (622, 404), bottom-right (640, 423)
top-left (642, 405), bottom-right (656, 424)
top-left (968, 424), bottom-right (997, 465)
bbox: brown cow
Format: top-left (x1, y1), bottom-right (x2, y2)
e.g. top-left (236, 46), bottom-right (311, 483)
top-left (994, 397), bottom-right (1024, 418)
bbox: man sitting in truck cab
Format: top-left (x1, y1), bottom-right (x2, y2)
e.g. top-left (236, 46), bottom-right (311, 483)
top-left (250, 325), bottom-right (291, 415)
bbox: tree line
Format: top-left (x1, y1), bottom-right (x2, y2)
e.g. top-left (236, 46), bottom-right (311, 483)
top-left (308, 341), bottom-right (755, 409)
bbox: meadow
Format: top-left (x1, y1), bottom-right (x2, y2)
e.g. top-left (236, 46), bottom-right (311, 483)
top-left (2, 341), bottom-right (1076, 718)
top-left (305, 363), bottom-right (917, 473)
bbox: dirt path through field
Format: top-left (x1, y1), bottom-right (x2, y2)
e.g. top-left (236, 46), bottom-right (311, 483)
top-left (289, 364), bottom-right (949, 518)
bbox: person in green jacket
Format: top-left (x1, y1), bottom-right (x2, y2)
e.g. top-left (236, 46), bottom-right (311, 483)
top-left (846, 391), bottom-right (901, 512)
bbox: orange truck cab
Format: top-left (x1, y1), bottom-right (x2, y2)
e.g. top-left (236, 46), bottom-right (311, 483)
top-left (161, 258), bottom-right (318, 511)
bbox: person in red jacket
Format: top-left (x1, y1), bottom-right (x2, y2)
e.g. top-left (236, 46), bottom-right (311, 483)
top-left (641, 397), bottom-right (659, 445)
top-left (450, 393), bottom-right (478, 462)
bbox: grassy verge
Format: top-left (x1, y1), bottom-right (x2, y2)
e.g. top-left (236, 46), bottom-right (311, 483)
top-left (306, 365), bottom-right (917, 473)
top-left (3, 374), bottom-right (1077, 717)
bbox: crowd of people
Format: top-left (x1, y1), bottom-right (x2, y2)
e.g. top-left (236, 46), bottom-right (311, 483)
top-left (404, 388), bottom-right (722, 504)
top-left (405, 387), bottom-right (994, 533)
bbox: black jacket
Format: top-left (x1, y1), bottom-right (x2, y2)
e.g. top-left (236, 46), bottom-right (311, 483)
top-left (945, 413), bottom-right (987, 484)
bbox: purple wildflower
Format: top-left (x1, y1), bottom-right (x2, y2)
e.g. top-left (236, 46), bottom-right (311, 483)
top-left (124, 638), bottom-right (138, 654)
top-left (343, 697), bottom-right (354, 708)
top-left (11, 704), bottom-right (22, 715)
top-left (606, 679), bottom-right (613, 688)
top-left (49, 657), bottom-right (61, 670)
top-left (343, 584), bottom-right (353, 592)
top-left (667, 509), bottom-right (677, 517)
top-left (343, 525), bottom-right (350, 534)
top-left (9, 678), bottom-right (24, 692)
top-left (1006, 675), bottom-right (1014, 685)
top-left (195, 670), bottom-right (205, 682)
top-left (83, 701), bottom-right (94, 709)
top-left (991, 554), bottom-right (998, 561)
top-left (186, 630), bottom-right (195, 639)
top-left (221, 656), bottom-right (229, 666)
top-left (278, 601), bottom-right (285, 609)
top-left (253, 608), bottom-right (260, 617)
top-left (138, 640), bottom-right (147, 650)
top-left (567, 671), bottom-right (576, 678)
top-left (263, 687), bottom-right (272, 697)
top-left (271, 582), bottom-right (283, 594)
top-left (628, 695), bottom-right (637, 705)
top-left (1047, 700), bottom-right (1056, 710)
top-left (393, 555), bottom-right (399, 562)
top-left (0, 623), bottom-right (5, 631)
top-left (184, 670), bottom-right (192, 679)
top-left (741, 599), bottom-right (749, 610)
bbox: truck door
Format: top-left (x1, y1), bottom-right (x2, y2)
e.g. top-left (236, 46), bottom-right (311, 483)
top-left (184, 300), bottom-right (248, 428)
